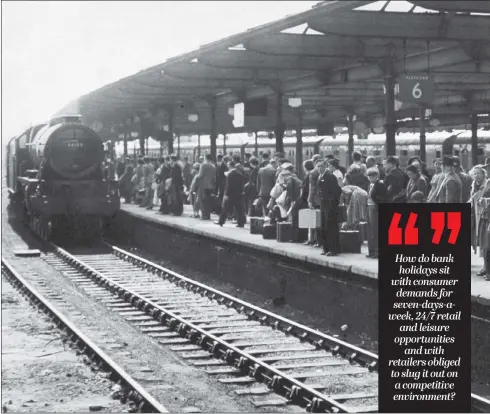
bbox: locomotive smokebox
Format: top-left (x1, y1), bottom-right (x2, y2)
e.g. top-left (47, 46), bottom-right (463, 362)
top-left (29, 115), bottom-right (104, 180)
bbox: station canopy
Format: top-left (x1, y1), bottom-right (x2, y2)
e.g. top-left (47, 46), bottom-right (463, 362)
top-left (61, 0), bottom-right (490, 140)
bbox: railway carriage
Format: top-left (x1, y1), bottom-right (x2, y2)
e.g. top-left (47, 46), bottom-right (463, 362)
top-left (125, 131), bottom-right (490, 174)
top-left (6, 115), bottom-right (120, 242)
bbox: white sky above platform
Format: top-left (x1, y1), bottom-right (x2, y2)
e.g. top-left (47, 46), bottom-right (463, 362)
top-left (2, 1), bottom-right (318, 141)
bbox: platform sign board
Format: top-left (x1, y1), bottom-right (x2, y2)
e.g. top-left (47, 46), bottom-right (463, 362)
top-left (233, 102), bottom-right (244, 128)
top-left (399, 74), bottom-right (435, 105)
top-left (378, 203), bottom-right (471, 413)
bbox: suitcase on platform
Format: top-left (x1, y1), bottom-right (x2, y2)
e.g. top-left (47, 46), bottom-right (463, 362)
top-left (298, 209), bottom-right (321, 229)
top-left (262, 224), bottom-right (277, 240)
top-left (339, 230), bottom-right (362, 253)
top-left (359, 222), bottom-right (368, 242)
top-left (294, 227), bottom-right (308, 243)
top-left (250, 217), bottom-right (266, 235)
top-left (276, 222), bottom-right (294, 242)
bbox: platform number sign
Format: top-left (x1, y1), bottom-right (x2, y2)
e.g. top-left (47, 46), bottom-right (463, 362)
top-left (398, 74), bottom-right (434, 105)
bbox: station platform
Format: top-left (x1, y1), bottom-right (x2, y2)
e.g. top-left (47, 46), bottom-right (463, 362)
top-left (119, 203), bottom-right (490, 308)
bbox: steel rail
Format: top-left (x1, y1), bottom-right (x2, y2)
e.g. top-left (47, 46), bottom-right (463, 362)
top-left (110, 245), bottom-right (490, 414)
top-left (471, 393), bottom-right (490, 413)
top-left (1, 257), bottom-right (168, 414)
top-left (110, 243), bottom-right (379, 369)
top-left (52, 245), bottom-right (354, 413)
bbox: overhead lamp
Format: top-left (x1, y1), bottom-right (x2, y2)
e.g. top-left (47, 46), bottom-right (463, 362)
top-left (346, 115), bottom-right (357, 122)
top-left (163, 125), bottom-right (169, 132)
top-left (288, 97), bottom-right (302, 108)
top-left (430, 118), bottom-right (440, 127)
top-left (188, 114), bottom-right (198, 122)
top-left (228, 108), bottom-right (234, 116)
top-left (425, 108), bottom-right (432, 118)
top-left (130, 132), bottom-right (138, 138)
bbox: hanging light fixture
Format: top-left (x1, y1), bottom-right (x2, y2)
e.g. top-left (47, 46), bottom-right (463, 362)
top-left (188, 114), bottom-right (198, 122)
top-left (228, 108), bottom-right (234, 116)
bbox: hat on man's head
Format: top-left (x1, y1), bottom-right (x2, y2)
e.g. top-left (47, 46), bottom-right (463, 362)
top-left (327, 157), bottom-right (340, 168)
top-left (442, 155), bottom-right (454, 167)
top-left (281, 162), bottom-right (294, 170)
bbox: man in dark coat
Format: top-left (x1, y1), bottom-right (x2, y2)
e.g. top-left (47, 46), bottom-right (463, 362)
top-left (215, 160), bottom-right (246, 227)
top-left (435, 156), bottom-right (462, 203)
top-left (257, 159), bottom-right (277, 216)
top-left (319, 159), bottom-right (342, 256)
top-left (182, 157), bottom-right (192, 190)
top-left (215, 154), bottom-right (229, 213)
top-left (383, 156), bottom-right (407, 203)
top-left (169, 155), bottom-right (184, 216)
top-left (245, 157), bottom-right (259, 216)
top-left (158, 157), bottom-right (171, 214)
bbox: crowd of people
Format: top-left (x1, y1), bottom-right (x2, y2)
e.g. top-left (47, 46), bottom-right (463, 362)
top-left (104, 149), bottom-right (490, 282)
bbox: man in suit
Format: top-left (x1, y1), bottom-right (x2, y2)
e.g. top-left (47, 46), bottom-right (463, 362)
top-left (319, 159), bottom-right (342, 256)
top-left (198, 153), bottom-right (216, 220)
top-left (435, 156), bottom-right (462, 203)
top-left (260, 153), bottom-right (270, 168)
top-left (169, 155), bottom-right (184, 216)
top-left (182, 157), bottom-right (192, 191)
top-left (215, 154), bottom-right (229, 211)
top-left (215, 160), bottom-right (246, 227)
top-left (257, 159), bottom-right (277, 216)
top-left (383, 156), bottom-right (407, 203)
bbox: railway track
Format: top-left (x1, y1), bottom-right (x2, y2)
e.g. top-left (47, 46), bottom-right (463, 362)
top-left (41, 243), bottom-right (490, 413)
top-left (1, 257), bottom-right (168, 414)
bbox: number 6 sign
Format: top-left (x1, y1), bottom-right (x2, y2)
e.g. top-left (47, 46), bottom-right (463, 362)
top-left (399, 74), bottom-right (434, 104)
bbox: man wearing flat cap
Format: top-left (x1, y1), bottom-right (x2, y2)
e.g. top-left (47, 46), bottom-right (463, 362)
top-left (433, 156), bottom-right (462, 203)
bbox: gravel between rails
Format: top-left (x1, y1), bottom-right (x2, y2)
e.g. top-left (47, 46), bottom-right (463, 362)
top-left (1, 277), bottom-right (125, 413)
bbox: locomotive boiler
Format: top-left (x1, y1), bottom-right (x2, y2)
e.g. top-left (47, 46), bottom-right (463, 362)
top-left (6, 115), bottom-right (120, 242)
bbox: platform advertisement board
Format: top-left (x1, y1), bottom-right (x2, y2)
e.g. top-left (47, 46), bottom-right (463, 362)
top-left (378, 203), bottom-right (471, 413)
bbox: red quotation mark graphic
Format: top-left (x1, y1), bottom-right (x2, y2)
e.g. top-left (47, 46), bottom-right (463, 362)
top-left (431, 212), bottom-right (461, 245)
top-left (388, 212), bottom-right (461, 245)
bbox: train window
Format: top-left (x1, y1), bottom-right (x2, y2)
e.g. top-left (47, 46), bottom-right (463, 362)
top-left (374, 150), bottom-right (381, 156)
top-left (436, 151), bottom-right (441, 158)
top-left (401, 150), bottom-right (408, 156)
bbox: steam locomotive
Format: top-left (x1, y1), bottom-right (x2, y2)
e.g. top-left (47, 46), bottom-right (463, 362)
top-left (6, 115), bottom-right (120, 242)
